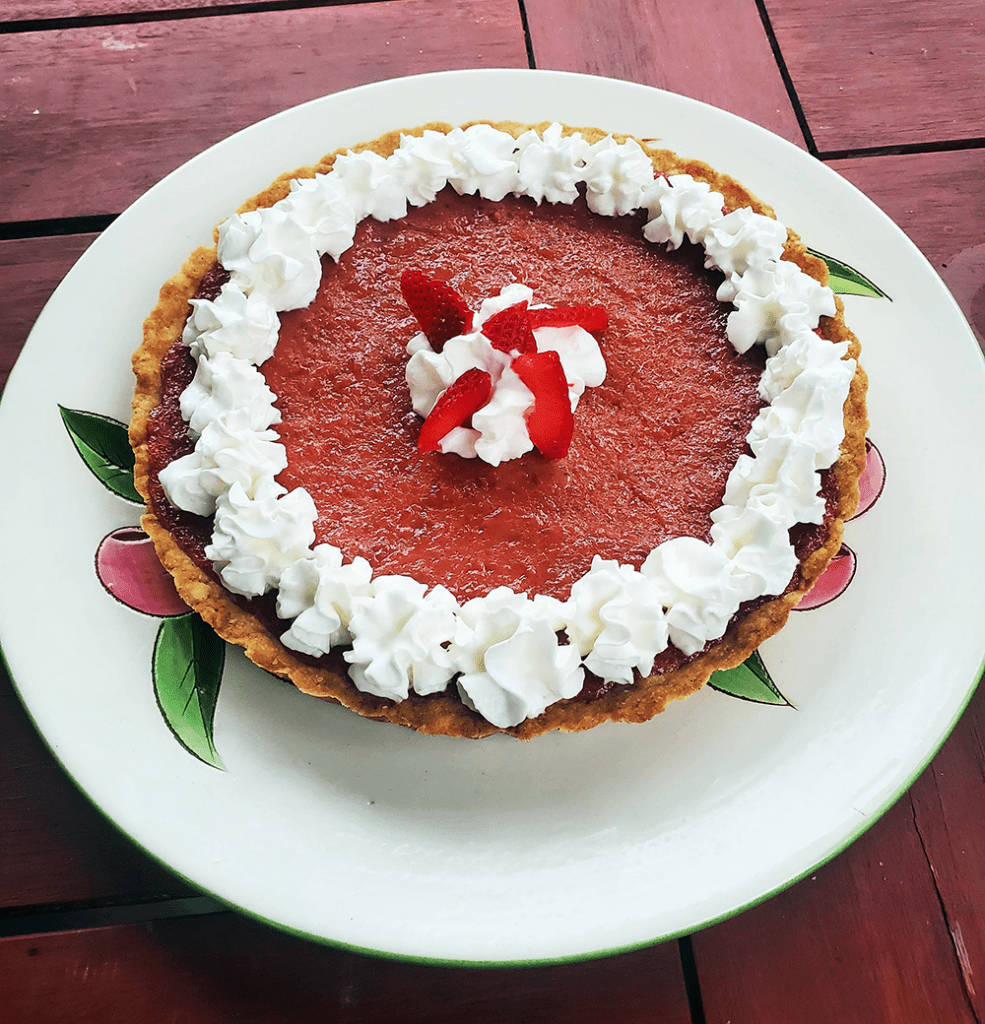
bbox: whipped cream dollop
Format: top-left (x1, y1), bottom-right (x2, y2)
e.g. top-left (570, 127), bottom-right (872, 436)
top-left (405, 283), bottom-right (607, 466)
top-left (277, 545), bottom-right (373, 656)
top-left (343, 577), bottom-right (460, 700)
top-left (182, 281), bottom-right (280, 364)
top-left (452, 589), bottom-right (583, 726)
top-left (564, 557), bottom-right (670, 684)
top-left (162, 122), bottom-right (855, 728)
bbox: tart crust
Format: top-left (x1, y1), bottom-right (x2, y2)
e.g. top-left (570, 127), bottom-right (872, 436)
top-left (131, 121), bottom-right (868, 739)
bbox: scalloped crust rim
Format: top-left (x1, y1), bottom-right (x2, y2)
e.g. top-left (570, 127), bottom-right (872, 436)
top-left (130, 120), bottom-right (869, 740)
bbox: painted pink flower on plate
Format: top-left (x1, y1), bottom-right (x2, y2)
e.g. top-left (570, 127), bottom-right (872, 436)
top-left (852, 438), bottom-right (886, 520)
top-left (796, 544), bottom-right (858, 611)
top-left (95, 527), bottom-right (189, 617)
top-left (795, 439), bottom-right (883, 609)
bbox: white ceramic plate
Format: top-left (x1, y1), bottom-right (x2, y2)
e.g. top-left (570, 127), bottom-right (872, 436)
top-left (2, 69), bottom-right (983, 965)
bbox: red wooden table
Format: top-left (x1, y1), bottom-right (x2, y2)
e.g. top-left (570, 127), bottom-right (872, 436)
top-left (2, 1), bottom-right (984, 1020)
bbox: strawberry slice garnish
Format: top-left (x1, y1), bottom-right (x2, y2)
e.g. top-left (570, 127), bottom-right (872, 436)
top-left (511, 350), bottom-right (574, 459)
top-left (418, 368), bottom-right (493, 453)
top-left (527, 305), bottom-right (608, 333)
top-left (480, 301), bottom-right (537, 355)
top-left (401, 269), bottom-right (473, 351)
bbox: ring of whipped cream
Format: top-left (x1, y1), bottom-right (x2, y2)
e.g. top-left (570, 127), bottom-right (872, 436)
top-left (159, 122), bottom-right (855, 729)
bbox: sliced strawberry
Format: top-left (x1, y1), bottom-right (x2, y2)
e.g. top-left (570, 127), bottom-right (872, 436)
top-left (511, 350), bottom-right (574, 459)
top-left (418, 368), bottom-right (493, 453)
top-left (400, 269), bottom-right (473, 351)
top-left (481, 301), bottom-right (536, 355)
top-left (527, 305), bottom-right (608, 333)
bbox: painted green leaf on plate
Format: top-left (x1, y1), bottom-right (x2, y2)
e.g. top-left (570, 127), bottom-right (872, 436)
top-left (59, 405), bottom-right (142, 504)
top-left (708, 650), bottom-right (792, 706)
top-left (807, 249), bottom-right (889, 299)
top-left (153, 614), bottom-right (226, 769)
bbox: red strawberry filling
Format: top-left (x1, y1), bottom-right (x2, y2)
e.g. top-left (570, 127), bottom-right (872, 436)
top-left (159, 191), bottom-right (771, 606)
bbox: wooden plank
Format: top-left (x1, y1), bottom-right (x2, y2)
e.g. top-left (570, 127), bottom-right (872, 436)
top-left (0, 0), bottom-right (529, 224)
top-left (0, 234), bottom-right (99, 395)
top-left (827, 148), bottom-right (985, 346)
top-left (763, 0), bottom-right (985, 152)
top-left (908, 683), bottom-right (985, 1019)
top-left (691, 789), bottom-right (977, 1023)
top-left (4, 0), bottom-right (305, 20)
top-left (0, 913), bottom-right (692, 1024)
top-left (0, 666), bottom-right (196, 908)
top-left (523, 0), bottom-right (805, 146)
top-left (1, 0), bottom-right (425, 21)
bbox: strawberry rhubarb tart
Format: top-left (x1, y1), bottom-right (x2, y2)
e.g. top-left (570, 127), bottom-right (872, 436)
top-left (131, 120), bottom-right (867, 739)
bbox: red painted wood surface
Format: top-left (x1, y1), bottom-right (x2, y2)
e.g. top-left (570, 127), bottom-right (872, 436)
top-left (6, 0), bottom-right (320, 19)
top-left (524, 0), bottom-right (806, 147)
top-left (0, 665), bottom-right (195, 909)
top-left (829, 148), bottom-right (985, 345)
top-left (0, 915), bottom-right (692, 1024)
top-left (0, 235), bottom-right (97, 393)
top-left (763, 0), bottom-right (985, 153)
top-left (0, 0), bottom-right (529, 224)
top-left (692, 778), bottom-right (978, 1023)
top-left (909, 685), bottom-right (985, 1021)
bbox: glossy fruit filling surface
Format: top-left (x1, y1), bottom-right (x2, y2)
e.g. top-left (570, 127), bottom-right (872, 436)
top-left (259, 190), bottom-right (766, 601)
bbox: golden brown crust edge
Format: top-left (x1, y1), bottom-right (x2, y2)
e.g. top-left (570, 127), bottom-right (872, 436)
top-left (131, 120), bottom-right (869, 741)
